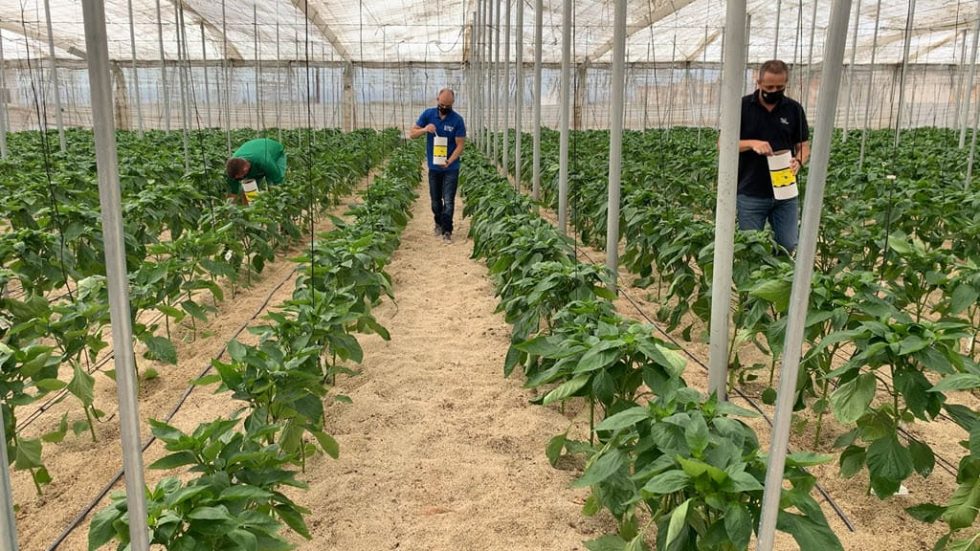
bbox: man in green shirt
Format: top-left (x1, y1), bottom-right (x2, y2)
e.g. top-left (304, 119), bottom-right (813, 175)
top-left (225, 138), bottom-right (287, 203)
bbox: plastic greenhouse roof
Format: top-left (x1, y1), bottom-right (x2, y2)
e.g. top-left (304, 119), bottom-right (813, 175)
top-left (0, 0), bottom-right (977, 65)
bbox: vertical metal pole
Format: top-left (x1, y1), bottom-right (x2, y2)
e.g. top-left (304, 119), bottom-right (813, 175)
top-left (842, 0), bottom-right (861, 141)
top-left (201, 23), bottom-right (212, 128)
top-left (707, 0), bottom-right (747, 401)
top-left (757, 0), bottom-right (852, 546)
top-left (128, 0), bottom-right (144, 136)
top-left (484, 0), bottom-right (492, 152)
top-left (174, 1), bottom-right (190, 171)
top-left (858, 0), bottom-right (882, 169)
top-left (503, 0), bottom-right (511, 176)
top-left (254, 6), bottom-right (263, 132)
top-left (80, 0), bottom-right (151, 548)
top-left (493, 0), bottom-right (501, 163)
top-left (966, 78), bottom-right (980, 187)
top-left (558, 0), bottom-right (572, 234)
top-left (222, 0), bottom-right (231, 152)
top-left (893, 0), bottom-right (915, 147)
top-left (43, 0), bottom-right (66, 151)
top-left (804, 0), bottom-right (819, 110)
top-left (774, 0), bottom-right (782, 59)
top-left (954, 30), bottom-right (969, 131)
top-left (605, 0), bottom-right (627, 295)
top-left (0, 27), bottom-right (8, 159)
top-left (515, 0), bottom-right (524, 188)
top-left (531, 0), bottom-right (542, 200)
top-left (960, 18), bottom-right (980, 148)
top-left (276, 19), bottom-right (282, 138)
top-left (156, 0), bottom-right (170, 131)
top-left (0, 407), bottom-right (17, 550)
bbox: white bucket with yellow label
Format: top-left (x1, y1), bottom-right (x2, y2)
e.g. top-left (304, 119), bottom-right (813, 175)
top-left (241, 179), bottom-right (260, 203)
top-left (768, 150), bottom-right (798, 200)
top-left (433, 136), bottom-right (448, 166)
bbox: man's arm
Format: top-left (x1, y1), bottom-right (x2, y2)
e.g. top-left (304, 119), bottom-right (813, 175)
top-left (791, 141), bottom-right (810, 173)
top-left (445, 137), bottom-right (465, 166)
top-left (738, 139), bottom-right (773, 155)
top-left (408, 124), bottom-right (436, 139)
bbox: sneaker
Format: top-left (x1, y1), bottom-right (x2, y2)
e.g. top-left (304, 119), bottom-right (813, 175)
top-left (434, 224), bottom-right (443, 236)
top-left (442, 233), bottom-right (452, 243)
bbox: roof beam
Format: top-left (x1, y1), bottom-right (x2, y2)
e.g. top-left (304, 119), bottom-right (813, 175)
top-left (584, 0), bottom-right (698, 64)
top-left (286, 0), bottom-right (352, 62)
top-left (685, 28), bottom-right (722, 62)
top-left (0, 21), bottom-right (85, 59)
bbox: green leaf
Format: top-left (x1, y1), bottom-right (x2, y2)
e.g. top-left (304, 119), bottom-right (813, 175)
top-left (313, 430), bottom-right (340, 459)
top-left (542, 373), bottom-right (592, 405)
top-left (187, 505), bottom-right (233, 522)
top-left (584, 535), bottom-right (628, 551)
top-left (641, 470), bottom-right (690, 495)
top-left (276, 504), bottom-right (312, 539)
top-left (839, 445), bottom-right (866, 478)
top-left (572, 448), bottom-right (626, 488)
top-left (930, 373), bottom-right (980, 393)
top-left (941, 477), bottom-right (980, 530)
top-left (866, 434), bottom-right (913, 498)
top-left (546, 432), bottom-right (567, 467)
top-left (830, 373), bottom-right (876, 424)
top-left (786, 451), bottom-right (833, 467)
top-left (949, 284), bottom-right (979, 315)
top-left (143, 335), bottom-right (178, 365)
top-left (748, 278), bottom-right (792, 312)
top-left (14, 437), bottom-right (42, 470)
top-left (665, 498), bottom-right (691, 549)
top-left (67, 364), bottom-right (95, 407)
top-left (905, 503), bottom-right (946, 523)
top-left (908, 439), bottom-right (935, 478)
top-left (724, 502), bottom-right (752, 550)
top-left (777, 510), bottom-right (844, 551)
top-left (595, 407), bottom-right (649, 432)
top-left (156, 303), bottom-right (186, 321)
top-left (684, 415), bottom-right (709, 455)
top-left (227, 529), bottom-right (259, 551)
top-left (149, 451), bottom-right (198, 470)
top-left (220, 484), bottom-right (273, 502)
top-left (88, 505), bottom-right (121, 551)
top-left (35, 378), bottom-right (67, 392)
top-left (181, 300), bottom-right (209, 322)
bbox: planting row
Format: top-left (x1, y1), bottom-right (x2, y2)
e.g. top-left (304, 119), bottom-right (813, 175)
top-left (461, 153), bottom-right (843, 551)
top-left (88, 138), bottom-right (425, 550)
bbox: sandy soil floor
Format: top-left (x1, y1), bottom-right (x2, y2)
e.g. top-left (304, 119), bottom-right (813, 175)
top-left (294, 168), bottom-right (612, 550)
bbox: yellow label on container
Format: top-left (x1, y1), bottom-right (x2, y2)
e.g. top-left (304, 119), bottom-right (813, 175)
top-left (770, 168), bottom-right (796, 187)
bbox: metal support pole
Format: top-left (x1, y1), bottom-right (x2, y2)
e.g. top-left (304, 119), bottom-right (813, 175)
top-left (221, 0), bottom-right (231, 152)
top-left (960, 18), bottom-right (980, 148)
top-left (531, 0), bottom-right (542, 199)
top-left (804, 0), bottom-right (819, 110)
top-left (557, 0), bottom-right (572, 234)
top-left (707, 0), bottom-right (747, 401)
top-left (966, 78), bottom-right (980, 187)
top-left (80, 0), bottom-right (151, 548)
top-left (774, 0), bottom-right (782, 59)
top-left (128, 0), bottom-right (144, 136)
top-left (254, 6), bottom-right (263, 132)
top-left (484, 0), bottom-right (492, 152)
top-left (893, 0), bottom-right (915, 147)
top-left (0, 27), bottom-right (8, 159)
top-left (201, 23), bottom-right (212, 128)
top-left (858, 0), bottom-right (882, 169)
top-left (503, 0), bottom-right (511, 177)
top-left (514, 0), bottom-right (524, 188)
top-left (44, 0), bottom-right (66, 151)
top-left (605, 0), bottom-right (627, 295)
top-left (954, 30), bottom-right (969, 131)
top-left (757, 0), bottom-right (852, 546)
top-left (0, 407), bottom-right (17, 550)
top-left (174, 1), bottom-right (190, 172)
top-left (276, 20), bottom-right (282, 138)
top-left (156, 0), bottom-right (170, 131)
top-left (842, 0), bottom-right (861, 141)
top-left (493, 0), bottom-right (501, 163)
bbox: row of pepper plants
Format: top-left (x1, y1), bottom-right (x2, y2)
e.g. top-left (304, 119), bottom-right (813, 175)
top-left (86, 137), bottom-right (424, 550)
top-left (461, 153), bottom-right (843, 551)
top-left (0, 128), bottom-right (398, 495)
top-left (496, 126), bottom-right (980, 549)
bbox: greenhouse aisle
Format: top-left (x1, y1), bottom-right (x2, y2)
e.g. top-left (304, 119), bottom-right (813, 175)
top-left (296, 168), bottom-right (609, 550)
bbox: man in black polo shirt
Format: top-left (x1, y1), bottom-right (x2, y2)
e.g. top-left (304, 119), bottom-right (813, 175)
top-left (737, 59), bottom-right (810, 254)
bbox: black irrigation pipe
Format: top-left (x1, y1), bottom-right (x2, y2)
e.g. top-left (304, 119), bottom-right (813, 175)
top-left (45, 261), bottom-right (301, 551)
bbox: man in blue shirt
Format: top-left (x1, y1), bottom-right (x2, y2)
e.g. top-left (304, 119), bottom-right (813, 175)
top-left (409, 88), bottom-right (466, 243)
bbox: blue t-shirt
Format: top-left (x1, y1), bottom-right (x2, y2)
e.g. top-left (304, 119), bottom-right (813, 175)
top-left (416, 108), bottom-right (466, 172)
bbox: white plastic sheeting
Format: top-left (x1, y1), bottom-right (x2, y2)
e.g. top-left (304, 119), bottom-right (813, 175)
top-left (0, 0), bottom-right (976, 64)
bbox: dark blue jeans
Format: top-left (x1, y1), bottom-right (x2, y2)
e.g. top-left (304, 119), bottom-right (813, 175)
top-left (736, 194), bottom-right (799, 253)
top-left (429, 169), bottom-right (459, 235)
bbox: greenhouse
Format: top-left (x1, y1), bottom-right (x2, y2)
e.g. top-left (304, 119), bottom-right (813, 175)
top-left (0, 0), bottom-right (977, 548)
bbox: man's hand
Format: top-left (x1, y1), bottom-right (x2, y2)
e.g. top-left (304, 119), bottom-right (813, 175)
top-left (750, 140), bottom-right (773, 156)
top-left (790, 157), bottom-right (802, 174)
top-left (425, 124), bottom-right (437, 134)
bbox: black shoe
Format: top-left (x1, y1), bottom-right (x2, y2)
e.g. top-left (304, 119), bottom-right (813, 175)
top-left (434, 224), bottom-right (443, 237)
top-left (442, 233), bottom-right (452, 243)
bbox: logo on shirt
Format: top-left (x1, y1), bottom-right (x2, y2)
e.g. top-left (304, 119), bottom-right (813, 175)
top-left (444, 125), bottom-right (455, 132)
top-left (780, 117), bottom-right (790, 125)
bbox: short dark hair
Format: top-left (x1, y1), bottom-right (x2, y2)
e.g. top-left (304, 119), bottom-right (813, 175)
top-left (759, 59), bottom-right (790, 78)
top-left (226, 157), bottom-right (249, 179)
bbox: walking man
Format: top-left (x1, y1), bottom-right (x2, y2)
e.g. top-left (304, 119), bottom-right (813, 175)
top-left (736, 60), bottom-right (810, 254)
top-left (409, 88), bottom-right (466, 243)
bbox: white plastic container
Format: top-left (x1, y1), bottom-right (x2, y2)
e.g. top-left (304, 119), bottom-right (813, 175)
top-left (433, 136), bottom-right (448, 166)
top-left (767, 149), bottom-right (799, 200)
top-left (241, 179), bottom-right (259, 203)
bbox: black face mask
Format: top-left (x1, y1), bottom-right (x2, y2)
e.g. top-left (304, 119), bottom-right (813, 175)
top-left (761, 89), bottom-right (785, 105)
top-left (438, 105), bottom-right (452, 115)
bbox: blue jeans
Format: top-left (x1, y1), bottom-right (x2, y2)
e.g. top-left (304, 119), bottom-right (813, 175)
top-left (736, 194), bottom-right (799, 253)
top-left (429, 170), bottom-right (459, 235)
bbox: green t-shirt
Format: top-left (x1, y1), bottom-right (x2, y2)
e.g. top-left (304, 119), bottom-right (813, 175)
top-left (226, 138), bottom-right (287, 194)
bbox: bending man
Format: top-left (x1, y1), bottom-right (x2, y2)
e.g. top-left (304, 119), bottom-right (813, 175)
top-left (225, 138), bottom-right (287, 204)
